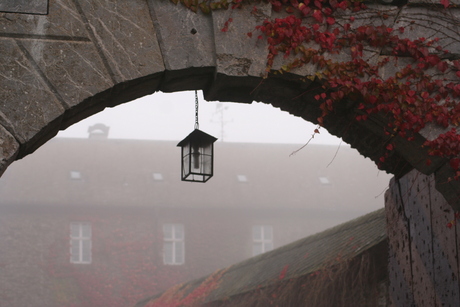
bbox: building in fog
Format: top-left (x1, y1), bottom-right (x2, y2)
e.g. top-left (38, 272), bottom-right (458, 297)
top-left (137, 208), bottom-right (388, 307)
top-left (0, 125), bottom-right (391, 307)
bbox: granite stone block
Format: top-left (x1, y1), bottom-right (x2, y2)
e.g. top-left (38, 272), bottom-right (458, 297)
top-left (0, 40), bottom-right (65, 144)
top-left (78, 0), bottom-right (164, 83)
top-left (0, 0), bottom-right (48, 15)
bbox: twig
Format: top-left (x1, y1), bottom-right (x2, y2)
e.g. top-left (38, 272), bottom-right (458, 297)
top-left (327, 139), bottom-right (343, 168)
top-left (290, 125), bottom-right (321, 156)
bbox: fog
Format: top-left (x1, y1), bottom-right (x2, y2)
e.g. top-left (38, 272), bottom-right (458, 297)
top-left (0, 91), bottom-right (392, 307)
top-left (57, 91), bottom-right (344, 145)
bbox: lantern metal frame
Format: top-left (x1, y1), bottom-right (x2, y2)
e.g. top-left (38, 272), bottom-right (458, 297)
top-left (177, 91), bottom-right (218, 183)
top-left (177, 129), bottom-right (217, 183)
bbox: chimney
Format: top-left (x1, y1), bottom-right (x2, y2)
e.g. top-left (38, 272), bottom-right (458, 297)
top-left (88, 123), bottom-right (109, 139)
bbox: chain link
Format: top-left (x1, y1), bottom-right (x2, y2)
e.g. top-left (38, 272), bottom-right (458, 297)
top-left (194, 90), bottom-right (199, 130)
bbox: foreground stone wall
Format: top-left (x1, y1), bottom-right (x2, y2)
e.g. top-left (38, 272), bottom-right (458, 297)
top-left (1, 1), bottom-right (460, 205)
top-left (386, 170), bottom-right (460, 306)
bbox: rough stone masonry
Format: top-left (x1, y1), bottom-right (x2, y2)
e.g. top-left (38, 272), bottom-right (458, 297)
top-left (1, 0), bottom-right (460, 207)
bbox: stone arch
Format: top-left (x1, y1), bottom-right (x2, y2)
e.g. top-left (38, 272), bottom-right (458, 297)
top-left (1, 0), bottom-right (460, 208)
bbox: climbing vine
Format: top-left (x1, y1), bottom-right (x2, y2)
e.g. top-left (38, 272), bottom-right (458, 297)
top-left (172, 0), bottom-right (460, 179)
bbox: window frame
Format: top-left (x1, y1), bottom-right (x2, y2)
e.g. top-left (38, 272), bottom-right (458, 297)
top-left (70, 222), bottom-right (92, 264)
top-left (163, 223), bottom-right (185, 265)
top-left (252, 225), bottom-right (273, 256)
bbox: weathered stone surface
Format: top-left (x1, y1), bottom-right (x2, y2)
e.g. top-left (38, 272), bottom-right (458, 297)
top-left (0, 0), bottom-right (48, 15)
top-left (205, 3), bottom-right (271, 102)
top-left (430, 180), bottom-right (460, 305)
top-left (435, 163), bottom-right (460, 210)
top-left (0, 40), bottom-right (65, 145)
top-left (148, 0), bottom-right (214, 91)
top-left (20, 40), bottom-right (113, 108)
top-left (212, 3), bottom-right (271, 78)
top-left (78, 0), bottom-right (164, 83)
top-left (395, 7), bottom-right (460, 54)
top-left (0, 0), bottom-right (87, 38)
top-left (404, 174), bottom-right (437, 306)
top-left (385, 178), bottom-right (415, 306)
top-left (407, 0), bottom-right (460, 5)
top-left (0, 0), bottom-right (459, 214)
top-left (0, 124), bottom-right (19, 176)
top-left (387, 170), bottom-right (460, 306)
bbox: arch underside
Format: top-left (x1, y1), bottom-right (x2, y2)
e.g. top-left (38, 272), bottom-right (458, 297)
top-left (1, 0), bottom-right (460, 208)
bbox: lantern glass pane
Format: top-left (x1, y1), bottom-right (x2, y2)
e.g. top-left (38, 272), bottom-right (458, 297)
top-left (178, 130), bottom-right (216, 182)
top-left (202, 153), bottom-right (212, 175)
top-left (191, 144), bottom-right (201, 173)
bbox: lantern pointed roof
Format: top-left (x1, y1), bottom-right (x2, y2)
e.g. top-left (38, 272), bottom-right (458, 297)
top-left (177, 129), bottom-right (218, 147)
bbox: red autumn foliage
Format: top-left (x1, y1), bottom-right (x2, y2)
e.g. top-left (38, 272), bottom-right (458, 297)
top-left (173, 0), bottom-right (460, 178)
top-left (279, 264), bottom-right (290, 280)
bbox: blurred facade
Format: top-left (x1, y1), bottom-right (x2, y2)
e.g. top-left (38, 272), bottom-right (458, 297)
top-left (0, 125), bottom-right (391, 307)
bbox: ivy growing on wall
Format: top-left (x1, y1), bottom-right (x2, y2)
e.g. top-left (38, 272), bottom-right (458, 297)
top-left (172, 0), bottom-right (460, 180)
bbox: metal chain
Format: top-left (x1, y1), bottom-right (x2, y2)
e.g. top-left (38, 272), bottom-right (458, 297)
top-left (194, 90), bottom-right (199, 130)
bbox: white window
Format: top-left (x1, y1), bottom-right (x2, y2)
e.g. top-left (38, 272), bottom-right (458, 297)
top-left (237, 175), bottom-right (248, 182)
top-left (70, 223), bottom-right (92, 264)
top-left (252, 225), bottom-right (273, 256)
top-left (163, 224), bottom-right (184, 265)
top-left (70, 171), bottom-right (82, 180)
top-left (152, 173), bottom-right (163, 181)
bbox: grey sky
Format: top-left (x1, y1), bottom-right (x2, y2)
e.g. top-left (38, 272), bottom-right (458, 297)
top-left (57, 90), bottom-right (343, 145)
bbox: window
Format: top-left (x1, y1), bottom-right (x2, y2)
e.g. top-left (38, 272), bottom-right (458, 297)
top-left (163, 224), bottom-right (184, 265)
top-left (70, 171), bottom-right (82, 180)
top-left (252, 225), bottom-right (273, 256)
top-left (237, 175), bottom-right (248, 182)
top-left (70, 223), bottom-right (91, 264)
top-left (152, 173), bottom-right (163, 181)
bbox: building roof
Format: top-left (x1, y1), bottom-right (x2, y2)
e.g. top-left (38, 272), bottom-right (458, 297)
top-left (136, 208), bottom-right (387, 306)
top-left (0, 134), bottom-right (390, 214)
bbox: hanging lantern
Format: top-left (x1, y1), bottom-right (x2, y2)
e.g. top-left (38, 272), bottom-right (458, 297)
top-left (177, 91), bottom-right (217, 183)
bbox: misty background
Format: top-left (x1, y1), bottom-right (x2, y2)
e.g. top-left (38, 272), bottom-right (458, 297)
top-left (57, 90), bottom-right (344, 145)
top-left (0, 90), bottom-right (392, 307)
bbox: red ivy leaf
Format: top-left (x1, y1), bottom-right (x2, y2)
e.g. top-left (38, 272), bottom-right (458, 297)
top-left (437, 61), bottom-right (448, 72)
top-left (313, 10), bottom-right (323, 23)
top-left (326, 17), bottom-right (336, 25)
top-left (279, 265), bottom-right (289, 280)
top-left (450, 158), bottom-right (460, 170)
top-left (441, 0), bottom-right (450, 8)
